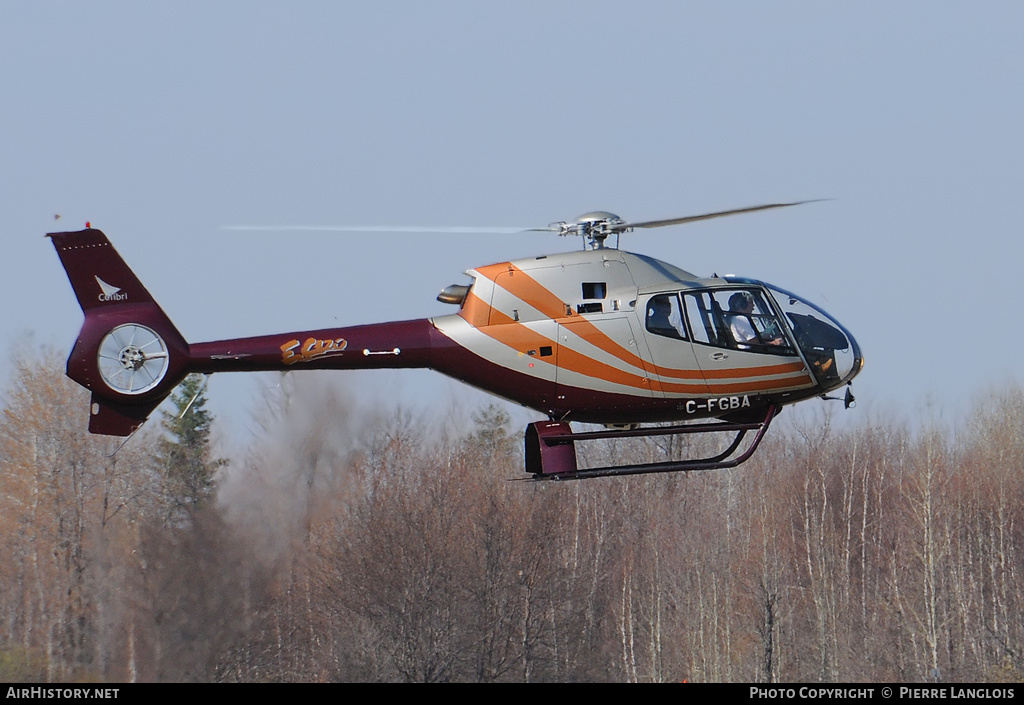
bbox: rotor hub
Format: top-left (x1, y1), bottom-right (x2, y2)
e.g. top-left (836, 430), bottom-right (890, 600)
top-left (551, 212), bottom-right (627, 249)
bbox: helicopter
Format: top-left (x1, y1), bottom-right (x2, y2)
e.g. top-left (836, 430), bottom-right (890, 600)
top-left (49, 202), bottom-right (862, 480)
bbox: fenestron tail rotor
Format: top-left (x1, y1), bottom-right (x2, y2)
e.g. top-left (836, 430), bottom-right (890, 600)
top-left (97, 323), bottom-right (171, 395)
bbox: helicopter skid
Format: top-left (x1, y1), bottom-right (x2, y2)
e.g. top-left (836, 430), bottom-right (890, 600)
top-left (525, 404), bottom-right (779, 480)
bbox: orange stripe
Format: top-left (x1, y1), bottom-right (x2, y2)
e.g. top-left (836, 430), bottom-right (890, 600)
top-left (693, 360), bottom-right (808, 379)
top-left (487, 265), bottom-right (668, 377)
top-left (483, 308), bottom-right (673, 393)
top-left (483, 264), bottom-right (811, 384)
top-left (483, 263), bottom-right (571, 320)
top-left (700, 374), bottom-right (814, 394)
top-left (480, 307), bottom-right (555, 353)
top-left (480, 309), bottom-right (813, 396)
top-left (475, 262), bottom-right (515, 281)
top-left (465, 263), bottom-right (815, 396)
top-left (458, 290), bottom-right (492, 327)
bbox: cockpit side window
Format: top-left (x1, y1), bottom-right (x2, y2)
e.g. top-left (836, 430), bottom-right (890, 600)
top-left (645, 294), bottom-right (688, 340)
top-left (683, 292), bottom-right (723, 346)
top-left (684, 289), bottom-right (795, 355)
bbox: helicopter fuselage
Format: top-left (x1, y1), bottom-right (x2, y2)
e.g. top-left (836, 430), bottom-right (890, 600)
top-left (427, 247), bottom-right (861, 424)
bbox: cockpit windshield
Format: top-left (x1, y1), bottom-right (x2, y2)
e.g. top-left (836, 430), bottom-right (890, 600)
top-left (763, 284), bottom-right (860, 386)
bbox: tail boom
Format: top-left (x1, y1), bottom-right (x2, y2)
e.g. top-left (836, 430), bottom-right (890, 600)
top-left (188, 319), bottom-right (441, 374)
top-left (51, 228), bottom-right (448, 436)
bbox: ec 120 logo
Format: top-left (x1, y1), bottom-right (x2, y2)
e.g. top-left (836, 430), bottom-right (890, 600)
top-left (281, 337), bottom-right (348, 365)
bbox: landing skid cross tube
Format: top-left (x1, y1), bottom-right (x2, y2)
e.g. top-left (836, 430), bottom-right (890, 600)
top-left (525, 405), bottom-right (780, 481)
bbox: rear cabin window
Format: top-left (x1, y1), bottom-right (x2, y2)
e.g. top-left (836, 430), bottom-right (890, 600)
top-left (645, 294), bottom-right (687, 340)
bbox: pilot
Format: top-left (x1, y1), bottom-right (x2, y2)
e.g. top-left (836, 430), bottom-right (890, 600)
top-left (728, 291), bottom-right (783, 347)
top-left (727, 292), bottom-right (757, 344)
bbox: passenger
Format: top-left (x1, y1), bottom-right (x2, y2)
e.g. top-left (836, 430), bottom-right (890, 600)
top-left (647, 296), bottom-right (684, 339)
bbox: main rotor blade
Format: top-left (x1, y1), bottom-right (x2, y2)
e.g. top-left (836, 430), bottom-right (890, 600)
top-left (222, 200), bottom-right (825, 237)
top-left (615, 200), bottom-right (825, 232)
top-left (221, 225), bottom-right (536, 234)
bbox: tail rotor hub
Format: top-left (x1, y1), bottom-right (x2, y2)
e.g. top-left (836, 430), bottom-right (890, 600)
top-left (118, 345), bottom-right (147, 371)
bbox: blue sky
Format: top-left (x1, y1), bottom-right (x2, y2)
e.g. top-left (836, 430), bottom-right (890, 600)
top-left (3, 2), bottom-right (1023, 438)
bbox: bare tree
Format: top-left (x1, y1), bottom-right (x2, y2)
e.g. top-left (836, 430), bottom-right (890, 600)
top-left (0, 350), bottom-right (156, 681)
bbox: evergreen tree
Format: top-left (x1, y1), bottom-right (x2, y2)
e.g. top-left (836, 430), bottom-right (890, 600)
top-left (468, 403), bottom-right (518, 460)
top-left (155, 374), bottom-right (225, 524)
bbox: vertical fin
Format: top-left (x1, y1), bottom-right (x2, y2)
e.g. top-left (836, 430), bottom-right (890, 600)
top-left (48, 229), bottom-right (158, 312)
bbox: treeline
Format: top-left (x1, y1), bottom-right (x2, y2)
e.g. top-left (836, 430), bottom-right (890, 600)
top-left (1, 355), bottom-right (1023, 682)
